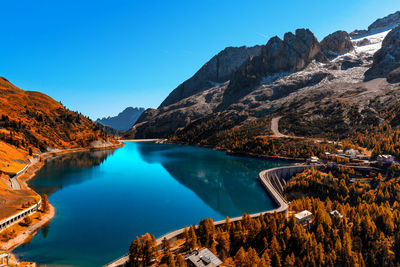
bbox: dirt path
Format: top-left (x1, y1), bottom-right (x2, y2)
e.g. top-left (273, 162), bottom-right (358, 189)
top-left (10, 178), bottom-right (21, 190)
top-left (271, 116), bottom-right (288, 138)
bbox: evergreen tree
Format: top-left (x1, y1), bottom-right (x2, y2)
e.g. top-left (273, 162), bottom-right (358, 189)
top-left (128, 236), bottom-right (142, 267)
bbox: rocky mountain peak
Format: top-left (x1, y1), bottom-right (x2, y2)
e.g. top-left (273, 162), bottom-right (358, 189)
top-left (364, 25), bottom-right (400, 82)
top-left (97, 107), bottom-right (145, 131)
top-left (159, 45), bottom-right (262, 108)
top-left (127, 12), bottom-right (400, 140)
top-left (223, 28), bottom-right (323, 106)
top-left (320, 31), bottom-right (354, 57)
top-left (350, 10), bottom-right (400, 38)
top-left (368, 11), bottom-right (400, 32)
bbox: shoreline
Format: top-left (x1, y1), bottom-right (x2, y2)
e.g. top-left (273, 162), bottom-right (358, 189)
top-left (0, 204), bottom-right (56, 252)
top-left (105, 164), bottom-right (316, 267)
top-left (121, 139), bottom-right (161, 142)
top-left (0, 141), bottom-right (124, 263)
top-left (164, 139), bottom-right (306, 162)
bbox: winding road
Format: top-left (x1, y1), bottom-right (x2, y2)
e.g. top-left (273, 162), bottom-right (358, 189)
top-left (271, 116), bottom-right (288, 137)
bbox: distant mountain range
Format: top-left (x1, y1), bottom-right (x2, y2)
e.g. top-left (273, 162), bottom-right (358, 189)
top-left (125, 10), bottom-right (400, 140)
top-left (96, 107), bottom-right (145, 131)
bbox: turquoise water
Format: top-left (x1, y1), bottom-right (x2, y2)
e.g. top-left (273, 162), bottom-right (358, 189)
top-left (14, 142), bottom-right (290, 266)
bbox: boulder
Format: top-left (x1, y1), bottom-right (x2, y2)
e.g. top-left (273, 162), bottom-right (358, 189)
top-left (387, 67), bottom-right (400, 83)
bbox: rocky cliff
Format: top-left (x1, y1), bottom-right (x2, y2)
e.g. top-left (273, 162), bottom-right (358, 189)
top-left (220, 29), bottom-right (325, 108)
top-left (350, 10), bottom-right (400, 38)
top-left (320, 31), bottom-right (354, 57)
top-left (365, 25), bottom-right (400, 82)
top-left (159, 45), bottom-right (262, 108)
top-left (126, 11), bottom-right (400, 140)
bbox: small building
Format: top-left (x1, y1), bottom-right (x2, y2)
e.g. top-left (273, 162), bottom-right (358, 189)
top-left (307, 156), bottom-right (319, 165)
top-left (356, 154), bottom-right (370, 160)
top-left (185, 248), bottom-right (222, 267)
top-left (337, 149), bottom-right (344, 155)
top-left (294, 210), bottom-right (312, 225)
top-left (345, 149), bottom-right (360, 159)
top-left (377, 154), bottom-right (395, 165)
top-left (330, 210), bottom-right (343, 219)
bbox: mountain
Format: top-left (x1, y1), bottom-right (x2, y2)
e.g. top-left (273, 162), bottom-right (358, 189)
top-left (0, 77), bottom-right (117, 173)
top-left (125, 11), bottom-right (400, 142)
top-left (350, 10), bottom-right (400, 38)
top-left (96, 107), bottom-right (145, 131)
top-left (96, 122), bottom-right (123, 137)
top-left (365, 25), bottom-right (400, 82)
top-left (160, 46), bottom-right (262, 108)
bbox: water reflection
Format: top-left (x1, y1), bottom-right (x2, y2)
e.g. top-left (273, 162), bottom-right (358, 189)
top-left (15, 142), bottom-right (292, 266)
top-left (29, 149), bottom-right (116, 196)
top-left (136, 142), bottom-right (289, 216)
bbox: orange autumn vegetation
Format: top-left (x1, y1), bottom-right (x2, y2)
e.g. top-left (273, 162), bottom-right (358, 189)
top-left (0, 77), bottom-right (117, 230)
top-left (0, 141), bottom-right (27, 173)
top-left (129, 166), bottom-right (400, 267)
top-left (0, 77), bottom-right (117, 173)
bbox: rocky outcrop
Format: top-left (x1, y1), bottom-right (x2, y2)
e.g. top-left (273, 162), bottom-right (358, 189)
top-left (368, 11), bottom-right (400, 32)
top-left (350, 11), bottom-right (400, 38)
top-left (320, 31), bottom-right (354, 57)
top-left (365, 26), bottom-right (400, 81)
top-left (221, 29), bottom-right (324, 107)
top-left (159, 45), bottom-right (262, 108)
top-left (387, 67), bottom-right (400, 83)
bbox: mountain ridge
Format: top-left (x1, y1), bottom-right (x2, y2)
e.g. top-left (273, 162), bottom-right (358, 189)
top-left (126, 10), bottom-right (400, 141)
top-left (97, 107), bottom-right (145, 131)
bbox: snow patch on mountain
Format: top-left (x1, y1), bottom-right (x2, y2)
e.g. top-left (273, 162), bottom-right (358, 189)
top-left (352, 30), bottom-right (391, 55)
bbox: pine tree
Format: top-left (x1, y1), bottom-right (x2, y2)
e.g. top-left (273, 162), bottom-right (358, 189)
top-left (42, 194), bottom-right (50, 213)
top-left (128, 236), bottom-right (142, 267)
top-left (161, 237), bottom-right (170, 254)
top-left (283, 253), bottom-right (295, 267)
top-left (234, 247), bottom-right (246, 267)
top-left (175, 254), bottom-right (187, 267)
top-left (262, 251), bottom-right (272, 267)
top-left (141, 233), bottom-right (157, 266)
top-left (188, 225), bottom-right (198, 249)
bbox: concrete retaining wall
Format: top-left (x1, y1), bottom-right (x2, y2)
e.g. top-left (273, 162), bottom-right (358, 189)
top-left (0, 199), bottom-right (41, 232)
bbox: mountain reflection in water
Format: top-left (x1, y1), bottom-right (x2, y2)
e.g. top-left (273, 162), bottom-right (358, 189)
top-left (29, 149), bottom-right (116, 196)
top-left (136, 142), bottom-right (289, 216)
top-left (16, 142), bottom-right (291, 267)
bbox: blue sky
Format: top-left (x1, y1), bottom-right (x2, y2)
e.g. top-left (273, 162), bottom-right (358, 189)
top-left (1, 0), bottom-right (400, 119)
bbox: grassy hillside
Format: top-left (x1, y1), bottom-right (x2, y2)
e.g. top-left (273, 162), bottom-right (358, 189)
top-left (0, 77), bottom-right (117, 173)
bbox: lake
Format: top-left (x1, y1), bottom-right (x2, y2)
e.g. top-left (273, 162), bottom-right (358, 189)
top-left (14, 142), bottom-right (291, 266)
